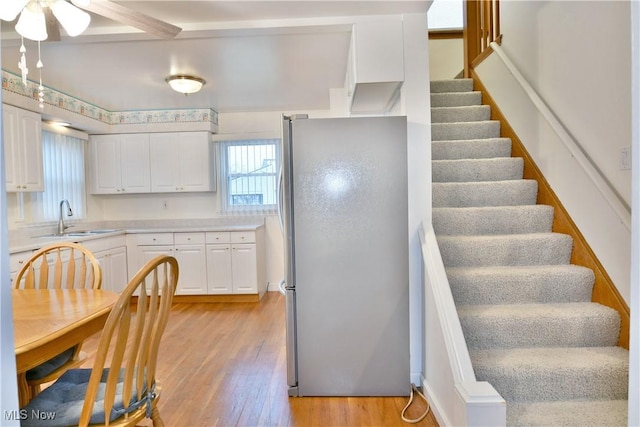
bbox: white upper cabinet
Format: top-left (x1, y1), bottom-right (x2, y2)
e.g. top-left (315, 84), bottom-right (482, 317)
top-left (346, 17), bottom-right (405, 114)
top-left (90, 133), bottom-right (151, 194)
top-left (149, 131), bottom-right (215, 193)
top-left (3, 104), bottom-right (44, 192)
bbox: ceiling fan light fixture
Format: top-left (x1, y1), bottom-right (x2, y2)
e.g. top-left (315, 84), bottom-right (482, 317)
top-left (50, 0), bottom-right (91, 37)
top-left (15, 1), bottom-right (47, 41)
top-left (70, 0), bottom-right (91, 7)
top-left (166, 75), bottom-right (206, 95)
top-left (0, 0), bottom-right (30, 21)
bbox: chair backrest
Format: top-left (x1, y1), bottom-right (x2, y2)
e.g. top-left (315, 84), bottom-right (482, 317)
top-left (79, 255), bottom-right (179, 427)
top-left (14, 242), bottom-right (102, 290)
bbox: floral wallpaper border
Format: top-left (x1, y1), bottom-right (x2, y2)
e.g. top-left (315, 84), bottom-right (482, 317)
top-left (1, 70), bottom-right (218, 126)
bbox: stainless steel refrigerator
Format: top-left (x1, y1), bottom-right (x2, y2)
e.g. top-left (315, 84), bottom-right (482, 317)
top-left (280, 115), bottom-right (409, 397)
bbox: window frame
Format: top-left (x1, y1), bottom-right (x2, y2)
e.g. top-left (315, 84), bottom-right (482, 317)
top-left (217, 137), bottom-right (281, 215)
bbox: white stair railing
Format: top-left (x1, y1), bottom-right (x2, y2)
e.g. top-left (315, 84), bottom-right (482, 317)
top-left (420, 222), bottom-right (506, 426)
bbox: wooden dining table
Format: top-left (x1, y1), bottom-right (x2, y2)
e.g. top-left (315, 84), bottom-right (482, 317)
top-left (13, 289), bottom-right (119, 406)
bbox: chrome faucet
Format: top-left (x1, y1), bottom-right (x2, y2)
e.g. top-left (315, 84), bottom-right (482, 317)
top-left (57, 199), bottom-right (73, 235)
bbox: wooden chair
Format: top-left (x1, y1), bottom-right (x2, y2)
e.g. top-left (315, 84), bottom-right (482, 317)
top-left (14, 242), bottom-right (103, 398)
top-left (21, 255), bottom-right (179, 427)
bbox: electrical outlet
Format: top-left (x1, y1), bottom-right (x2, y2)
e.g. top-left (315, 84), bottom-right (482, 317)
top-left (620, 146), bottom-right (632, 170)
top-left (162, 200), bottom-right (168, 210)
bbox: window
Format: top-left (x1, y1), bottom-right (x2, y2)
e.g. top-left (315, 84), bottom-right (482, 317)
top-left (32, 130), bottom-right (86, 222)
top-left (218, 139), bottom-right (280, 214)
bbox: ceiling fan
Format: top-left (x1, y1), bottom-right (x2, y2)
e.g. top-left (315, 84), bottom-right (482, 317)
top-left (0, 0), bottom-right (182, 42)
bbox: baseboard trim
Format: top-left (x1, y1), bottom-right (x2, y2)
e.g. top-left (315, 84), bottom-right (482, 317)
top-left (132, 294), bottom-right (261, 304)
top-left (470, 70), bottom-right (631, 349)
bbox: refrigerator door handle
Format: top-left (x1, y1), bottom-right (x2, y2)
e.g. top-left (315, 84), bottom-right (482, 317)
top-left (277, 166), bottom-right (284, 234)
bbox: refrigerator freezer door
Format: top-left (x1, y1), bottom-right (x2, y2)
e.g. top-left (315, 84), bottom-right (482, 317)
top-left (291, 116), bottom-right (409, 396)
top-left (285, 288), bottom-right (298, 395)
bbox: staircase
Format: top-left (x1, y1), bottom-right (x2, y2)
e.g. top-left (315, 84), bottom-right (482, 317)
top-left (430, 79), bottom-right (629, 426)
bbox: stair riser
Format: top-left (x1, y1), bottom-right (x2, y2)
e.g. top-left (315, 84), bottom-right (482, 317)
top-left (431, 92), bottom-right (482, 107)
top-left (438, 234), bottom-right (573, 267)
top-left (433, 181), bottom-right (539, 208)
top-left (432, 139), bottom-right (512, 160)
top-left (431, 106), bottom-right (491, 123)
top-left (474, 366), bottom-right (629, 402)
top-left (433, 206), bottom-right (554, 235)
top-left (448, 267), bottom-right (595, 305)
top-left (433, 158), bottom-right (523, 182)
top-left (431, 79), bottom-right (474, 93)
top-left (432, 121), bottom-right (501, 141)
top-left (459, 308), bottom-right (621, 349)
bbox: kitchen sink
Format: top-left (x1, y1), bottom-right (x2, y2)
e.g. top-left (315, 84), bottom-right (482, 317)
top-left (32, 229), bottom-right (119, 239)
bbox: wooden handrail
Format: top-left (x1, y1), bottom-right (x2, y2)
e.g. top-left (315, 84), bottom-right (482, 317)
top-left (464, 0), bottom-right (501, 77)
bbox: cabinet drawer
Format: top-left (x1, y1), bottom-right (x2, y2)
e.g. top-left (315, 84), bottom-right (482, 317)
top-left (231, 231), bottom-right (255, 244)
top-left (206, 232), bottom-right (230, 244)
top-left (137, 233), bottom-right (174, 245)
top-left (174, 232), bottom-right (205, 245)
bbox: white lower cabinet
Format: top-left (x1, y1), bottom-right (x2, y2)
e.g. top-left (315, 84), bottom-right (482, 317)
top-left (230, 243), bottom-right (258, 293)
top-left (129, 228), bottom-right (265, 297)
top-left (135, 233), bottom-right (207, 295)
top-left (205, 243), bottom-right (232, 294)
top-left (205, 231), bottom-right (263, 295)
top-left (81, 235), bottom-right (128, 293)
top-left (95, 246), bottom-right (128, 293)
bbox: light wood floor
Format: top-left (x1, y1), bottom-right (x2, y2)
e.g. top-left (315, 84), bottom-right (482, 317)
top-left (79, 292), bottom-right (438, 427)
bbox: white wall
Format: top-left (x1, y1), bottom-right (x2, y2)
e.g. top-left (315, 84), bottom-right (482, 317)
top-left (428, 38), bottom-right (463, 80)
top-left (499, 0), bottom-right (632, 207)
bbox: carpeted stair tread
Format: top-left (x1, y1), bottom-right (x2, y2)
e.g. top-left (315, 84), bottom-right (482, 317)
top-left (507, 400), bottom-right (628, 426)
top-left (470, 346), bottom-right (629, 402)
top-left (431, 105), bottom-right (491, 123)
top-left (458, 302), bottom-right (621, 349)
top-left (431, 91), bottom-right (482, 108)
top-left (432, 138), bottom-right (512, 160)
top-left (433, 205), bottom-right (554, 235)
top-left (432, 121), bottom-right (501, 141)
top-left (446, 265), bottom-right (595, 306)
top-left (431, 79), bottom-right (474, 93)
top-left (433, 158), bottom-right (524, 182)
top-left (437, 233), bottom-right (574, 267)
top-left (433, 180), bottom-right (538, 207)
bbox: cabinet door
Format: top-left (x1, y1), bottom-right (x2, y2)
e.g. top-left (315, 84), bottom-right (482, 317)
top-left (206, 244), bottom-right (232, 294)
top-left (3, 105), bottom-right (43, 192)
top-left (100, 246), bottom-right (128, 293)
top-left (231, 243), bottom-right (258, 293)
top-left (149, 133), bottom-right (180, 192)
top-left (179, 132), bottom-right (214, 192)
top-left (120, 134), bottom-right (151, 193)
top-left (174, 244), bottom-right (207, 295)
top-left (3, 104), bottom-right (19, 191)
top-left (91, 135), bottom-right (122, 194)
top-left (136, 245), bottom-right (173, 294)
top-left (18, 108), bottom-right (44, 191)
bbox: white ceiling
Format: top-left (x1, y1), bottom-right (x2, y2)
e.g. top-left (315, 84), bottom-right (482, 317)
top-left (0, 1), bottom-right (430, 114)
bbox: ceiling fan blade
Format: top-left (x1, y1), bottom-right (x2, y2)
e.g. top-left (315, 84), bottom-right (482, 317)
top-left (43, 7), bottom-right (61, 42)
top-left (71, 0), bottom-right (182, 39)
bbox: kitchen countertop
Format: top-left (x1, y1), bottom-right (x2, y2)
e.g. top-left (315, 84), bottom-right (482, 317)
top-left (9, 222), bottom-right (265, 254)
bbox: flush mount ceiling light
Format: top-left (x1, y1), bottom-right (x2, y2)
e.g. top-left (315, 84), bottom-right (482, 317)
top-left (165, 75), bottom-right (206, 95)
